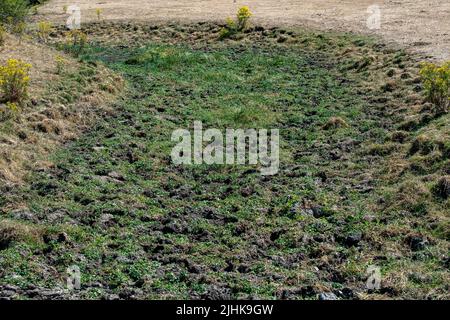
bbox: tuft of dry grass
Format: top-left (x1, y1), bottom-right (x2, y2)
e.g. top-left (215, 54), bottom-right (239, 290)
top-left (434, 176), bottom-right (450, 199)
top-left (322, 116), bottom-right (348, 130)
top-left (0, 219), bottom-right (43, 249)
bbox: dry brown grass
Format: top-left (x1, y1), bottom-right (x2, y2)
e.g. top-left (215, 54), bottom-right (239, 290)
top-left (0, 33), bottom-right (75, 97)
top-left (0, 33), bottom-right (123, 189)
top-left (322, 116), bottom-right (348, 130)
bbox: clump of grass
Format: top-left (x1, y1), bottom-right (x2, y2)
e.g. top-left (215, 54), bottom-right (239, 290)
top-left (12, 21), bottom-right (26, 43)
top-left (37, 21), bottom-right (53, 43)
top-left (419, 61), bottom-right (450, 114)
top-left (396, 179), bottom-right (431, 215)
top-left (433, 176), bottom-right (450, 199)
top-left (0, 219), bottom-right (43, 250)
top-left (0, 101), bottom-right (19, 121)
top-left (322, 116), bottom-right (348, 130)
top-left (410, 134), bottom-right (435, 155)
top-left (55, 55), bottom-right (67, 74)
top-left (366, 142), bottom-right (396, 156)
top-left (0, 58), bottom-right (31, 105)
top-left (389, 130), bottom-right (409, 143)
top-left (96, 8), bottom-right (102, 21)
top-left (65, 29), bottom-right (88, 56)
top-left (219, 6), bottom-right (253, 40)
top-left (0, 24), bottom-right (5, 47)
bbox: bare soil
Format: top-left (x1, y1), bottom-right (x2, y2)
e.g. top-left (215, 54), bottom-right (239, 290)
top-left (37, 0), bottom-right (450, 61)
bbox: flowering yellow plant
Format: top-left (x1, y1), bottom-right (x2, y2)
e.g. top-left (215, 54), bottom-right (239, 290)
top-left (236, 6), bottom-right (252, 30)
top-left (219, 6), bottom-right (253, 39)
top-left (237, 6), bottom-right (252, 21)
top-left (419, 61), bottom-right (450, 114)
top-left (0, 58), bottom-right (32, 104)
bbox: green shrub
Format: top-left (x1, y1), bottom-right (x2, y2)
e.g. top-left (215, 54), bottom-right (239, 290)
top-left (0, 0), bottom-right (30, 25)
top-left (419, 61), bottom-right (450, 114)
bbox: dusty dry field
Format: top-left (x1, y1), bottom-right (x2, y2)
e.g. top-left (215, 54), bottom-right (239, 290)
top-left (37, 0), bottom-right (450, 61)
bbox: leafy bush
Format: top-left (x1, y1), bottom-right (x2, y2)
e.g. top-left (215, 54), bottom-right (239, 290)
top-left (419, 61), bottom-right (450, 114)
top-left (0, 0), bottom-right (30, 24)
top-left (219, 6), bottom-right (253, 40)
top-left (0, 59), bottom-right (32, 104)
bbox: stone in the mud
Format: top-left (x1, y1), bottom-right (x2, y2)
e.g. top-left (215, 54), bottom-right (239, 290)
top-left (407, 235), bottom-right (428, 252)
top-left (223, 215), bottom-right (238, 224)
top-left (107, 171), bottom-right (125, 181)
top-left (240, 186), bottom-right (254, 197)
top-left (270, 230), bottom-right (283, 242)
top-left (57, 232), bottom-right (68, 242)
top-left (99, 214), bottom-right (116, 228)
top-left (12, 210), bottom-right (37, 222)
top-left (139, 214), bottom-right (153, 222)
top-left (186, 261), bottom-right (202, 274)
top-left (202, 285), bottom-right (232, 300)
top-left (0, 289), bottom-right (16, 298)
top-left (342, 232), bottom-right (362, 247)
top-left (103, 294), bottom-right (120, 300)
top-left (435, 176), bottom-right (450, 199)
top-left (338, 288), bottom-right (355, 299)
top-left (318, 292), bottom-right (338, 300)
top-left (200, 206), bottom-right (220, 220)
top-left (162, 221), bottom-right (185, 234)
top-left (224, 260), bottom-right (234, 272)
top-left (277, 35), bottom-right (288, 43)
top-left (311, 206), bottom-right (330, 218)
top-left (170, 185), bottom-right (193, 198)
top-left (237, 264), bottom-right (250, 273)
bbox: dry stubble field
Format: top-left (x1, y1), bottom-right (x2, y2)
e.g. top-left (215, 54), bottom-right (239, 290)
top-left (37, 0), bottom-right (450, 61)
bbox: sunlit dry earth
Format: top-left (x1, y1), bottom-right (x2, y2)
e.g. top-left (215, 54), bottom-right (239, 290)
top-left (37, 0), bottom-right (450, 61)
